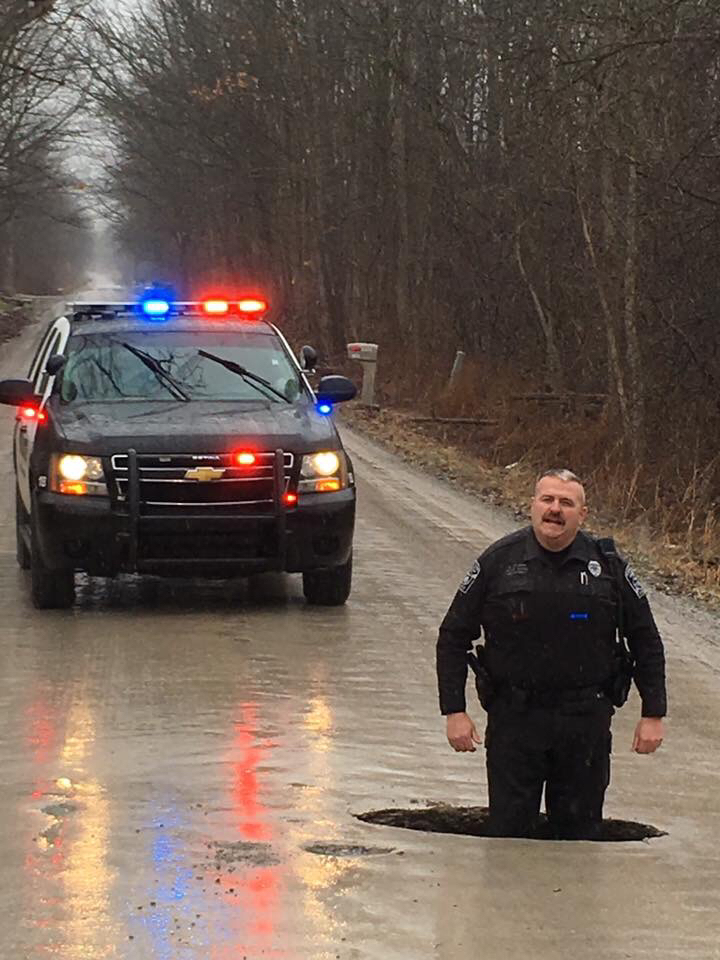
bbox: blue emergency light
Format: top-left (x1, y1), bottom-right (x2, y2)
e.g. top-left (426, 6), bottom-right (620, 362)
top-left (317, 403), bottom-right (332, 416)
top-left (141, 298), bottom-right (171, 316)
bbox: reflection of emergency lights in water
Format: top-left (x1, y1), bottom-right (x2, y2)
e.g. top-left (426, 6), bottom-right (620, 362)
top-left (127, 811), bottom-right (195, 957)
top-left (233, 703), bottom-right (273, 843)
top-left (291, 694), bottom-right (354, 940)
top-left (24, 695), bottom-right (117, 951)
top-left (225, 703), bottom-right (283, 954)
top-left (60, 701), bottom-right (95, 767)
top-left (151, 812), bottom-right (194, 900)
top-left (63, 779), bottom-right (114, 948)
top-left (24, 691), bottom-right (61, 895)
top-left (54, 702), bottom-right (114, 947)
top-left (303, 697), bottom-right (333, 748)
top-left (26, 697), bottom-right (56, 768)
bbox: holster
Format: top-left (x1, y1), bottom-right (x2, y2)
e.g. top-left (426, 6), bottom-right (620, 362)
top-left (467, 645), bottom-right (495, 711)
top-left (596, 536), bottom-right (635, 708)
top-left (606, 646), bottom-right (633, 708)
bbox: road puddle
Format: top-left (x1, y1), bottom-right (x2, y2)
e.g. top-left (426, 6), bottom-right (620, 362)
top-left (302, 842), bottom-right (396, 857)
top-left (357, 804), bottom-right (666, 841)
top-left (210, 840), bottom-right (280, 868)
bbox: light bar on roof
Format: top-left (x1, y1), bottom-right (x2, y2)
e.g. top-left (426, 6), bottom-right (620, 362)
top-left (68, 298), bottom-right (271, 320)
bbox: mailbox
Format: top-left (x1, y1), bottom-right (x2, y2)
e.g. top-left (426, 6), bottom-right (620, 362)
top-left (347, 342), bottom-right (378, 363)
top-left (346, 341), bottom-right (379, 406)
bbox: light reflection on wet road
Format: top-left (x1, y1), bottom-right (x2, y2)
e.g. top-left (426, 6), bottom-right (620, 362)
top-left (2, 304), bottom-right (720, 958)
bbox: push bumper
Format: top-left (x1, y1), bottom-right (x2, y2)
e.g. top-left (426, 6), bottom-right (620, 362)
top-left (33, 488), bottom-right (355, 577)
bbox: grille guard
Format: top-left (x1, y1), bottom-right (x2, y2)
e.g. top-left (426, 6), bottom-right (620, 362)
top-left (123, 447), bottom-right (291, 571)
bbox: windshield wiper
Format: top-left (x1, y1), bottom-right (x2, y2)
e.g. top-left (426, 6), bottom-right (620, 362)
top-left (197, 349), bottom-right (291, 404)
top-left (119, 342), bottom-right (190, 401)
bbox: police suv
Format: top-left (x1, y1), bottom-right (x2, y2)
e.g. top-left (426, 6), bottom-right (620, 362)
top-left (0, 297), bottom-right (357, 609)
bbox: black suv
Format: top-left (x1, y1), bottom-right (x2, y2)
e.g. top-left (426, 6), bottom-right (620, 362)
top-left (0, 299), bottom-right (357, 609)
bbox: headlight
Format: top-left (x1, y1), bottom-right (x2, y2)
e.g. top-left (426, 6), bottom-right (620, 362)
top-left (50, 454), bottom-right (108, 496)
top-left (298, 450), bottom-right (347, 493)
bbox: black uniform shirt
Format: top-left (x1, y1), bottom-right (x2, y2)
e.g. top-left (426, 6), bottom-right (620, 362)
top-left (437, 527), bottom-right (667, 718)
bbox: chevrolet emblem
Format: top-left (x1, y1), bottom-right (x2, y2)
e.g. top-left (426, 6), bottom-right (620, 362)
top-left (184, 466), bottom-right (225, 482)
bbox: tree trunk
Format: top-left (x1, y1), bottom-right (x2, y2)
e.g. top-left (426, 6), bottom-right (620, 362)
top-left (623, 159), bottom-right (644, 459)
top-left (0, 218), bottom-right (16, 294)
top-left (390, 37), bottom-right (411, 348)
top-left (514, 231), bottom-right (563, 387)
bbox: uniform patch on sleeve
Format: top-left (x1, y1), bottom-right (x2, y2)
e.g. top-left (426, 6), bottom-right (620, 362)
top-left (459, 560), bottom-right (481, 594)
top-left (625, 564), bottom-right (646, 599)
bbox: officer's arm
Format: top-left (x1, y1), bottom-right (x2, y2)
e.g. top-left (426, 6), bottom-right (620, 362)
top-left (436, 558), bottom-right (487, 716)
top-left (620, 562), bottom-right (667, 719)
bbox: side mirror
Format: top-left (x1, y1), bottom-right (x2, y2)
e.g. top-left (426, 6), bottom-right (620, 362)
top-left (0, 379), bottom-right (41, 407)
top-left (300, 345), bottom-right (318, 371)
top-left (316, 375), bottom-right (357, 405)
top-left (46, 354), bottom-right (66, 376)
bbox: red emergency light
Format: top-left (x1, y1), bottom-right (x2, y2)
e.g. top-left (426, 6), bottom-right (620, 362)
top-left (234, 451), bottom-right (256, 466)
top-left (196, 297), bottom-right (268, 316)
top-left (20, 406), bottom-right (46, 423)
top-left (203, 299), bottom-right (230, 315)
top-left (237, 298), bottom-right (268, 315)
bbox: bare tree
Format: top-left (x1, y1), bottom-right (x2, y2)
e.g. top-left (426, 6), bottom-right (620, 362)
top-left (87, 0), bottom-right (720, 528)
top-left (0, 0), bottom-right (92, 291)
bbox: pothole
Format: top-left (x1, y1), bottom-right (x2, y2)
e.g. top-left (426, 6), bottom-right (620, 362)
top-left (210, 841), bottom-right (280, 867)
top-left (303, 843), bottom-right (396, 857)
top-left (39, 822), bottom-right (62, 846)
top-left (356, 805), bottom-right (666, 842)
top-left (41, 802), bottom-right (77, 818)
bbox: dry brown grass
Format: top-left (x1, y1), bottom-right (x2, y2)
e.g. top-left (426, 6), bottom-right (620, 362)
top-left (0, 298), bottom-right (30, 345)
top-left (340, 358), bottom-right (720, 609)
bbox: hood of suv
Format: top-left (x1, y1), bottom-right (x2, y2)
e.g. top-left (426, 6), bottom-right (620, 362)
top-left (52, 400), bottom-right (339, 455)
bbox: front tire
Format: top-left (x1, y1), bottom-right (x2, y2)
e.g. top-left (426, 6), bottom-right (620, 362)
top-left (302, 553), bottom-right (352, 606)
top-left (15, 487), bottom-right (31, 570)
top-left (30, 516), bottom-right (75, 609)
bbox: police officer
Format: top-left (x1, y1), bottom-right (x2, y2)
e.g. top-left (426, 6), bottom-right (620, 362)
top-left (436, 468), bottom-right (666, 839)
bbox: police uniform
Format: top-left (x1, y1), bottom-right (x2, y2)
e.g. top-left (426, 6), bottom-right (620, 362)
top-left (437, 527), bottom-right (667, 839)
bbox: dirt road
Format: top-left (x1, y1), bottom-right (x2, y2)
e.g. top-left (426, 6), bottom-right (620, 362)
top-left (0, 303), bottom-right (718, 959)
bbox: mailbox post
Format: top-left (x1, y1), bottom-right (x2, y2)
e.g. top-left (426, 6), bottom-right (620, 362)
top-left (347, 342), bottom-right (379, 406)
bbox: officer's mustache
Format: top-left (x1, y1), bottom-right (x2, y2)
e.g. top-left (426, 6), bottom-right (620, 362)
top-left (542, 512), bottom-right (565, 525)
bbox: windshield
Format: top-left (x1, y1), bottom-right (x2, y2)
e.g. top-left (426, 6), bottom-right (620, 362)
top-left (58, 330), bottom-right (305, 404)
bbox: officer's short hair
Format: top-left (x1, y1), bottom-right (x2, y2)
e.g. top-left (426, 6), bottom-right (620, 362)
top-left (535, 468), bottom-right (586, 505)
top-left (537, 468), bottom-right (583, 486)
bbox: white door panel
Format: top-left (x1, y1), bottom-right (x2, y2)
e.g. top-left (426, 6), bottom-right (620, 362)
top-left (16, 317), bottom-right (71, 512)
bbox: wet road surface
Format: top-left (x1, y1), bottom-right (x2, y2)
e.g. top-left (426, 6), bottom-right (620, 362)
top-left (1, 300), bottom-right (720, 958)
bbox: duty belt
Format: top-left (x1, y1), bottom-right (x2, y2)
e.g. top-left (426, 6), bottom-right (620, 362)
top-left (496, 683), bottom-right (608, 710)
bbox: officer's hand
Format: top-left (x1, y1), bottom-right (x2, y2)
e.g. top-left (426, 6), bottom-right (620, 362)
top-left (632, 717), bottom-right (665, 754)
top-left (446, 712), bottom-right (481, 752)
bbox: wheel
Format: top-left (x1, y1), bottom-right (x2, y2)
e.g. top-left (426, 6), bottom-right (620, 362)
top-left (302, 553), bottom-right (352, 606)
top-left (30, 516), bottom-right (75, 609)
top-left (15, 486), bottom-right (31, 570)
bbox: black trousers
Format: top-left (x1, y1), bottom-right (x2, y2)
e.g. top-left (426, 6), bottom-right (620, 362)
top-left (485, 695), bottom-right (613, 840)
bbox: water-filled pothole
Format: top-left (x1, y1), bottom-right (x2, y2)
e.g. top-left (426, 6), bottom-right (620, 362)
top-left (303, 842), bottom-right (396, 857)
top-left (356, 805), bottom-right (666, 841)
top-left (42, 802), bottom-right (77, 818)
top-left (211, 841), bottom-right (280, 867)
